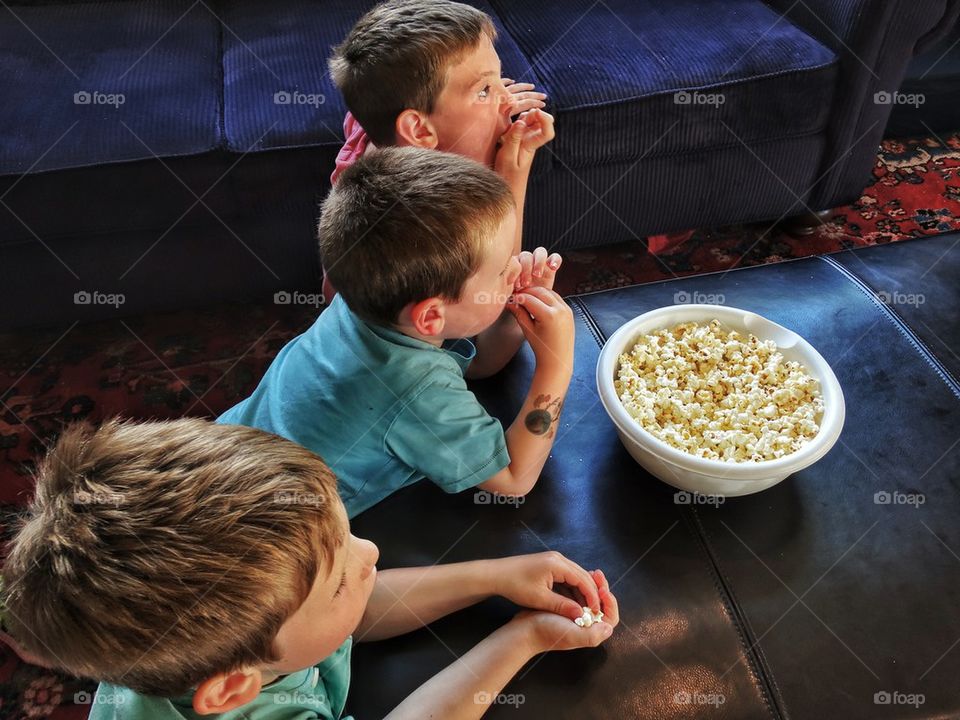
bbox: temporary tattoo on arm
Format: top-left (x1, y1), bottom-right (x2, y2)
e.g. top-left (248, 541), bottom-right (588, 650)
top-left (524, 393), bottom-right (564, 438)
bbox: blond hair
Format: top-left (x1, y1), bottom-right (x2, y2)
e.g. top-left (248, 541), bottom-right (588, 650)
top-left (329, 0), bottom-right (497, 145)
top-left (2, 418), bottom-right (344, 697)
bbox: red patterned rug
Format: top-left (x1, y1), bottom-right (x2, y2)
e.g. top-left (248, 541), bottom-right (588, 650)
top-left (1, 131), bottom-right (960, 718)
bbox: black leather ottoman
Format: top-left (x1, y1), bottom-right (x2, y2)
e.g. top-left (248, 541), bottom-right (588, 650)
top-left (348, 234), bottom-right (960, 719)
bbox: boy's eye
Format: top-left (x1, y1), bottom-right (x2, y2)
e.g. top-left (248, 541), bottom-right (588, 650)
top-left (478, 85), bottom-right (490, 100)
top-left (334, 573), bottom-right (347, 597)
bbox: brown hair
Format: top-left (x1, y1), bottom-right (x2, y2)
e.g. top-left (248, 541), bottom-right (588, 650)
top-left (318, 146), bottom-right (514, 327)
top-left (329, 0), bottom-right (497, 145)
top-left (2, 418), bottom-right (344, 697)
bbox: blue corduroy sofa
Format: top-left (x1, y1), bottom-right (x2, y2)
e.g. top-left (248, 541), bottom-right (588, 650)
top-left (1, 0), bottom-right (958, 329)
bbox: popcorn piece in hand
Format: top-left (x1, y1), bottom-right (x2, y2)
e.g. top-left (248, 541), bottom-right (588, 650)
top-left (574, 606), bottom-right (604, 628)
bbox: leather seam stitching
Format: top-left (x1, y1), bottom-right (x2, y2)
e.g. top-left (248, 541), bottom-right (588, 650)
top-left (819, 254), bottom-right (960, 400)
top-left (574, 294), bottom-right (784, 720)
top-left (690, 510), bottom-right (787, 720)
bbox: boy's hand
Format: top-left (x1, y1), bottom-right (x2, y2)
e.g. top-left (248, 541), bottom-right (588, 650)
top-left (514, 570), bottom-right (620, 654)
top-left (494, 108), bottom-right (555, 182)
top-left (503, 77), bottom-right (547, 116)
top-left (491, 552), bottom-right (602, 620)
top-left (516, 247), bottom-right (562, 292)
top-left (506, 286), bottom-right (574, 375)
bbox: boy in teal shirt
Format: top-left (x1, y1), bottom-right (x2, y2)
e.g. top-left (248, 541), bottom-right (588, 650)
top-left (219, 148), bottom-right (574, 516)
top-left (3, 418), bottom-right (618, 719)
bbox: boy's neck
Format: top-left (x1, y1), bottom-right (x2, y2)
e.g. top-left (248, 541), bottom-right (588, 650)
top-left (393, 324), bottom-right (445, 348)
top-left (259, 669), bottom-right (286, 686)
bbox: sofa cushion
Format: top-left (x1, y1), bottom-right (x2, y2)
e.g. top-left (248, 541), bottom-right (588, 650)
top-left (220, 0), bottom-right (544, 155)
top-left (0, 0), bottom-right (221, 175)
top-left (489, 0), bottom-right (838, 168)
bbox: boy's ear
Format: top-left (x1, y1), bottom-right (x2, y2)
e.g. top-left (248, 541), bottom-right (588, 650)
top-left (192, 668), bottom-right (263, 716)
top-left (404, 297), bottom-right (446, 337)
top-left (395, 109), bottom-right (439, 149)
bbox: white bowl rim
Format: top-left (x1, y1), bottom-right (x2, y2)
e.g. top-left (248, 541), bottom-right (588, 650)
top-left (596, 304), bottom-right (846, 480)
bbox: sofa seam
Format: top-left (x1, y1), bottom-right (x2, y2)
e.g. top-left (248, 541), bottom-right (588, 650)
top-left (213, 0), bottom-right (226, 150)
top-left (573, 294), bottom-right (784, 720)
top-left (808, 0), bottom-right (898, 205)
top-left (819, 255), bottom-right (960, 400)
top-left (553, 59), bottom-right (839, 114)
top-left (687, 509), bottom-right (786, 720)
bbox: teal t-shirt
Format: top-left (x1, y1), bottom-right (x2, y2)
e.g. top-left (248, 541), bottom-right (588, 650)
top-left (89, 637), bottom-right (353, 719)
top-left (217, 295), bottom-right (509, 517)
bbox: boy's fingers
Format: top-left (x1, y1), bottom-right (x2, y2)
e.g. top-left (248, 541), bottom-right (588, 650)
top-left (505, 299), bottom-right (535, 330)
top-left (518, 253), bottom-right (533, 287)
top-left (518, 284), bottom-right (560, 306)
top-left (549, 592), bottom-right (586, 620)
top-left (593, 570), bottom-right (620, 625)
top-left (532, 247), bottom-right (548, 277)
top-left (563, 572), bottom-right (601, 615)
top-left (511, 98), bottom-right (547, 116)
top-left (502, 119), bottom-right (525, 144)
top-left (547, 253), bottom-right (563, 271)
top-left (573, 620), bottom-right (615, 648)
top-left (502, 77), bottom-right (514, 86)
top-left (512, 289), bottom-right (554, 316)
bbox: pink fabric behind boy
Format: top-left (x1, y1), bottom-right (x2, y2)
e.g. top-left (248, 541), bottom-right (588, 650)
top-left (331, 112), bottom-right (370, 185)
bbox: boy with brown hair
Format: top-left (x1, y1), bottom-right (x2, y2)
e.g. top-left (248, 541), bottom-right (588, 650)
top-left (324, 0), bottom-right (554, 299)
top-left (3, 418), bottom-right (618, 719)
top-left (219, 147), bottom-right (574, 517)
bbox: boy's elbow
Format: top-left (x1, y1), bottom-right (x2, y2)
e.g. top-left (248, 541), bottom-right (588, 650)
top-left (479, 468), bottom-right (537, 497)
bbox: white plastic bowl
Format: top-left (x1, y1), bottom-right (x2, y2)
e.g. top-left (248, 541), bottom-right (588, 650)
top-left (596, 304), bottom-right (845, 497)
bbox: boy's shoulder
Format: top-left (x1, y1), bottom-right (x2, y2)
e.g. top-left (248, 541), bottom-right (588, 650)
top-left (87, 683), bottom-right (187, 719)
top-left (86, 638), bottom-right (354, 719)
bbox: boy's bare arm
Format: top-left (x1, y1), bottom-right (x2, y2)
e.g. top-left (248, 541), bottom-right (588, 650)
top-left (495, 108), bottom-right (555, 256)
top-left (478, 287), bottom-right (574, 496)
top-left (355, 553), bottom-right (604, 643)
top-left (383, 570), bottom-right (619, 720)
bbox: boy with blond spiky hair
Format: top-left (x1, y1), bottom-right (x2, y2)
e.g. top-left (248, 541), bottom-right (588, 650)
top-left (3, 418), bottom-right (618, 719)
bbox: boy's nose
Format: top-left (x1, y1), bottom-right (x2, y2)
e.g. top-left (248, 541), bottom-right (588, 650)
top-left (360, 539), bottom-right (379, 579)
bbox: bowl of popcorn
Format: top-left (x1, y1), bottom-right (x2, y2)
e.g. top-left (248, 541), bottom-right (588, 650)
top-left (596, 305), bottom-right (844, 497)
